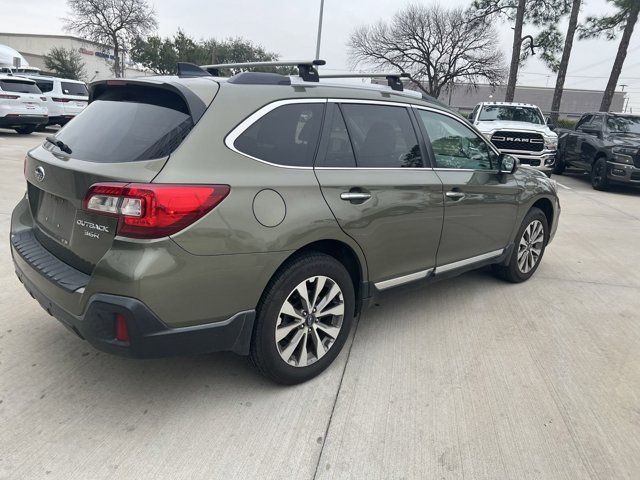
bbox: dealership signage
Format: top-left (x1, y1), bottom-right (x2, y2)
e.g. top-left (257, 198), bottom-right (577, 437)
top-left (79, 47), bottom-right (114, 61)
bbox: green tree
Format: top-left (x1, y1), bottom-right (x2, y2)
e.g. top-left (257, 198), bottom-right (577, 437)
top-left (43, 46), bottom-right (87, 80)
top-left (579, 0), bottom-right (640, 112)
top-left (131, 30), bottom-right (284, 76)
top-left (472, 0), bottom-right (571, 102)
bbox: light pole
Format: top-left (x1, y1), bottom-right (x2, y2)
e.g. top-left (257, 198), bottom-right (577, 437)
top-left (315, 0), bottom-right (325, 61)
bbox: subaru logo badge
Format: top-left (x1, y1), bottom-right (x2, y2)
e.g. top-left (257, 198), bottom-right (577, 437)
top-left (34, 166), bottom-right (45, 182)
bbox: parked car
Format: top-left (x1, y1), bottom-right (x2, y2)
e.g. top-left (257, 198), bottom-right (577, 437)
top-left (11, 62), bottom-right (560, 384)
top-left (555, 112), bottom-right (640, 190)
top-left (22, 75), bottom-right (88, 127)
top-left (0, 74), bottom-right (48, 134)
top-left (470, 102), bottom-right (558, 177)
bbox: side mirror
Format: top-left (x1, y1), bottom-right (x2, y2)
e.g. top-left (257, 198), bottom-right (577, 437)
top-left (499, 154), bottom-right (518, 174)
top-left (545, 117), bottom-right (556, 130)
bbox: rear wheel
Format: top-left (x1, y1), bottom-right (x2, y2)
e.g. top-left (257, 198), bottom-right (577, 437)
top-left (493, 207), bottom-right (548, 283)
top-left (591, 157), bottom-right (609, 191)
top-left (14, 126), bottom-right (36, 135)
top-left (553, 152), bottom-right (566, 175)
top-left (250, 253), bottom-right (355, 384)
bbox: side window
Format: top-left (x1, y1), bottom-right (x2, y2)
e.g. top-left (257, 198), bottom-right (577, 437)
top-left (340, 104), bottom-right (422, 168)
top-left (234, 103), bottom-right (324, 167)
top-left (36, 80), bottom-right (54, 93)
top-left (319, 105), bottom-right (356, 168)
top-left (417, 109), bottom-right (496, 170)
top-left (590, 115), bottom-right (603, 130)
top-left (576, 114), bottom-right (593, 130)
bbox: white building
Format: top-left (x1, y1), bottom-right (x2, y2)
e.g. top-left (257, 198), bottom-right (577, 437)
top-left (0, 32), bottom-right (145, 81)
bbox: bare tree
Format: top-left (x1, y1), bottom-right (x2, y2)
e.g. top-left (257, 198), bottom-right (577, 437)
top-left (579, 0), bottom-right (639, 112)
top-left (348, 4), bottom-right (506, 99)
top-left (64, 0), bottom-right (157, 77)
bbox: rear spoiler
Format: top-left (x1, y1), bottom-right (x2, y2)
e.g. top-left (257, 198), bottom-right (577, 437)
top-left (88, 78), bottom-right (209, 123)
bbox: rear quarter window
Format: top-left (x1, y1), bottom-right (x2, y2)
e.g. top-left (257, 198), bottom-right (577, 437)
top-left (61, 82), bottom-right (88, 97)
top-left (35, 80), bottom-right (54, 93)
top-left (52, 86), bottom-right (193, 163)
top-left (233, 103), bottom-right (325, 167)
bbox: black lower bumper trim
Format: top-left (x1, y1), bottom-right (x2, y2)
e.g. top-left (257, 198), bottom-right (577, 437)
top-left (0, 115), bottom-right (48, 127)
top-left (15, 264), bottom-right (256, 358)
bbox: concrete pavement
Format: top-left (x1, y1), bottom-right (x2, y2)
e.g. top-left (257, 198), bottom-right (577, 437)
top-left (1, 129), bottom-right (639, 479)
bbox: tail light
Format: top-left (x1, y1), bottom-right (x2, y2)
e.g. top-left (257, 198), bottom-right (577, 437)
top-left (83, 183), bottom-right (230, 239)
top-left (40, 96), bottom-right (47, 101)
top-left (52, 97), bottom-right (71, 103)
top-left (0, 94), bottom-right (19, 100)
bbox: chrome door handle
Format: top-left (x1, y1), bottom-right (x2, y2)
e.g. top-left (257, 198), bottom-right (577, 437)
top-left (445, 191), bottom-right (465, 200)
top-left (340, 192), bottom-right (371, 201)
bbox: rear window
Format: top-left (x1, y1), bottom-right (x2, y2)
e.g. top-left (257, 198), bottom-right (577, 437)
top-left (52, 86), bottom-right (193, 163)
top-left (0, 79), bottom-right (40, 94)
top-left (61, 82), bottom-right (88, 97)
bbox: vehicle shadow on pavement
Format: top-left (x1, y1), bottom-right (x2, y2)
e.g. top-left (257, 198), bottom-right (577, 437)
top-left (560, 170), bottom-right (640, 195)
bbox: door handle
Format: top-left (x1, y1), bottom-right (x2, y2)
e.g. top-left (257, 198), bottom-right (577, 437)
top-left (445, 191), bottom-right (466, 200)
top-left (340, 192), bottom-right (372, 201)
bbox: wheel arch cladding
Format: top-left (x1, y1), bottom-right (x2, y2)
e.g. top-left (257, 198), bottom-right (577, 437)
top-left (264, 239), bottom-right (365, 312)
top-left (532, 198), bottom-right (554, 232)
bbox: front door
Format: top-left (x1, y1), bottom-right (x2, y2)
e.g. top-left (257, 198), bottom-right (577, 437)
top-left (314, 102), bottom-right (444, 287)
top-left (414, 108), bottom-right (520, 269)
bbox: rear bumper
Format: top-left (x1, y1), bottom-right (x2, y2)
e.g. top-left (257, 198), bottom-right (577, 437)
top-left (0, 114), bottom-right (48, 127)
top-left (13, 257), bottom-right (255, 358)
top-left (47, 115), bottom-right (75, 125)
top-left (606, 161), bottom-right (640, 185)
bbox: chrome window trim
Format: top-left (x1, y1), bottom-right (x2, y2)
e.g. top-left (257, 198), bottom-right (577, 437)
top-left (435, 249), bottom-right (505, 274)
top-left (374, 268), bottom-right (433, 290)
top-left (224, 98), bottom-right (327, 170)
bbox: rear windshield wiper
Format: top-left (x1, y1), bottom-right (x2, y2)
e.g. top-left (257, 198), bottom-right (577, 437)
top-left (46, 136), bottom-right (72, 154)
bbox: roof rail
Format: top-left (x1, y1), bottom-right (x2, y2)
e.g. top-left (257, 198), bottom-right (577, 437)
top-left (319, 72), bottom-right (410, 91)
top-left (201, 59), bottom-right (325, 82)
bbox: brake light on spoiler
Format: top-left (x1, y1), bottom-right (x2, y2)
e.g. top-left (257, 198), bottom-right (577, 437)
top-left (83, 183), bottom-right (230, 239)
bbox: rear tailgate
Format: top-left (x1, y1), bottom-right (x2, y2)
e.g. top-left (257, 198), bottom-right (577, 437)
top-left (23, 78), bottom-right (217, 274)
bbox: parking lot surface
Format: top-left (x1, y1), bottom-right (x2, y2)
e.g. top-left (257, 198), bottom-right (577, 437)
top-left (1, 128), bottom-right (639, 480)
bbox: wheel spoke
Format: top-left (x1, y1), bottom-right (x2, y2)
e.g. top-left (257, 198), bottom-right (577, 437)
top-left (298, 332), bottom-right (308, 366)
top-left (280, 300), bottom-right (304, 321)
top-left (280, 329), bottom-right (305, 362)
top-left (310, 326), bottom-right (326, 360)
top-left (276, 321), bottom-right (302, 342)
top-left (316, 283), bottom-right (341, 313)
top-left (316, 323), bottom-right (340, 339)
top-left (311, 276), bottom-right (327, 310)
top-left (317, 303), bottom-right (344, 317)
top-left (296, 282), bottom-right (311, 312)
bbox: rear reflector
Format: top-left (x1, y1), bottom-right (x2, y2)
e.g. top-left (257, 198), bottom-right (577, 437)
top-left (83, 183), bottom-right (230, 239)
top-left (115, 314), bottom-right (129, 342)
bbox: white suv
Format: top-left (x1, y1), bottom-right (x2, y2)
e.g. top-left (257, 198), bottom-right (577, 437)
top-left (0, 74), bottom-right (48, 134)
top-left (470, 102), bottom-right (558, 177)
top-left (23, 75), bottom-right (88, 127)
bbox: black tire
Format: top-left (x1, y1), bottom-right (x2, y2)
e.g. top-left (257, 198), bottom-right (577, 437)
top-left (250, 252), bottom-right (356, 385)
top-left (14, 126), bottom-right (36, 135)
top-left (493, 207), bottom-right (549, 283)
top-left (591, 157), bottom-right (609, 191)
top-left (553, 152), bottom-right (566, 175)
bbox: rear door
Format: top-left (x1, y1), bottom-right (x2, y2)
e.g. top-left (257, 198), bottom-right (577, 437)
top-left (414, 107), bottom-right (520, 268)
top-left (314, 101), bottom-right (444, 288)
top-left (24, 82), bottom-right (211, 273)
top-left (59, 81), bottom-right (89, 115)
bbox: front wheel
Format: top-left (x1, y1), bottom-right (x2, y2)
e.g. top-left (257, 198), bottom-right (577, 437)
top-left (493, 207), bottom-right (549, 283)
top-left (250, 253), bottom-right (355, 384)
top-left (14, 126), bottom-right (36, 135)
top-left (591, 157), bottom-right (609, 191)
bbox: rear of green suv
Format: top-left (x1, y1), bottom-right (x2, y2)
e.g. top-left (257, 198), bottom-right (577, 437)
top-left (11, 65), bottom-right (560, 384)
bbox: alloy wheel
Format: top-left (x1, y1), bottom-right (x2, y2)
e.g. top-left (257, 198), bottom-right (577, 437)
top-left (517, 220), bottom-right (544, 274)
top-left (275, 276), bottom-right (344, 367)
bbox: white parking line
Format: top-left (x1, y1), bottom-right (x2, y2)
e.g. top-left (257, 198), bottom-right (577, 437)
top-left (556, 182), bottom-right (572, 190)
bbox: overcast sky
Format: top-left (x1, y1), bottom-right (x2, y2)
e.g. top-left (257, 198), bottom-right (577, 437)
top-left (3, 0), bottom-right (640, 110)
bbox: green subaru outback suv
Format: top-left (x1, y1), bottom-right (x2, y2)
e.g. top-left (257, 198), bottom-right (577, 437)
top-left (11, 61), bottom-right (560, 384)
